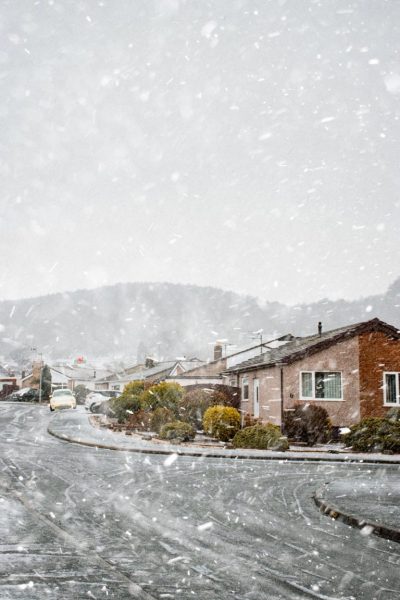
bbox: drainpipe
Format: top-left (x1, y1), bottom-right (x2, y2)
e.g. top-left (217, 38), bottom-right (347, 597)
top-left (278, 364), bottom-right (284, 433)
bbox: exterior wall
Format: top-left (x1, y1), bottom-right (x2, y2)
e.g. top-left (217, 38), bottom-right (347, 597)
top-left (239, 366), bottom-right (282, 426)
top-left (237, 336), bottom-right (360, 428)
top-left (182, 358), bottom-right (227, 377)
top-left (283, 336), bottom-right (360, 427)
top-left (95, 382), bottom-right (110, 391)
top-left (359, 331), bottom-right (400, 419)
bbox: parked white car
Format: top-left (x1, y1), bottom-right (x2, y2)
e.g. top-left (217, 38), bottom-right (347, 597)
top-left (85, 391), bottom-right (116, 413)
top-left (49, 389), bottom-right (76, 411)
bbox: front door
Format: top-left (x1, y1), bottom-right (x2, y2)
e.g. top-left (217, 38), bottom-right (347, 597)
top-left (253, 379), bottom-right (260, 419)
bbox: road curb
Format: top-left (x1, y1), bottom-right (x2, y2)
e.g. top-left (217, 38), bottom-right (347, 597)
top-left (313, 486), bottom-right (400, 544)
top-left (47, 420), bottom-right (400, 464)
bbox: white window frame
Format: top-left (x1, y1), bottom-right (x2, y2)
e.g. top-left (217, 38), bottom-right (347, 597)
top-left (383, 372), bottom-right (400, 406)
top-left (242, 376), bottom-right (249, 402)
top-left (299, 371), bottom-right (343, 401)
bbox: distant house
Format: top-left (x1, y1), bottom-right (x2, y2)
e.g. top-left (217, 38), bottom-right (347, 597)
top-left (49, 364), bottom-right (113, 391)
top-left (94, 358), bottom-right (205, 392)
top-left (0, 365), bottom-right (17, 398)
top-left (223, 318), bottom-right (400, 429)
top-left (173, 337), bottom-right (295, 387)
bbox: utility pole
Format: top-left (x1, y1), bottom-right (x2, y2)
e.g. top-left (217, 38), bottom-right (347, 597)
top-left (249, 329), bottom-right (264, 354)
top-left (38, 352), bottom-right (43, 404)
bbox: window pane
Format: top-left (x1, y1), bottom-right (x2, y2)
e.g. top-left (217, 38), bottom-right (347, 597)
top-left (316, 372), bottom-right (341, 399)
top-left (242, 378), bottom-right (249, 400)
top-left (301, 372), bottom-right (313, 397)
top-left (385, 374), bottom-right (397, 403)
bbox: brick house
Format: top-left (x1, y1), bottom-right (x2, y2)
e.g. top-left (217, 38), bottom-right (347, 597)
top-left (222, 318), bottom-right (400, 429)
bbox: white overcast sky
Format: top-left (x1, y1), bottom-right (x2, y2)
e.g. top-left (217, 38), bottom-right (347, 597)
top-left (1, 0), bottom-right (400, 305)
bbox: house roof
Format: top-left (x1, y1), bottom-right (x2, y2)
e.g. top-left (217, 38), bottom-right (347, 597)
top-left (224, 318), bottom-right (400, 374)
top-left (96, 359), bottom-right (205, 384)
top-left (50, 365), bottom-right (112, 381)
top-left (103, 361), bottom-right (182, 384)
top-left (95, 363), bottom-right (146, 383)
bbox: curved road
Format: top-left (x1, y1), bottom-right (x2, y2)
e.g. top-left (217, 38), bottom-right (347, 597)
top-left (0, 403), bottom-right (399, 599)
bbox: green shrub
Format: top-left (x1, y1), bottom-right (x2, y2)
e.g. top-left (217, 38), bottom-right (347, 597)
top-left (150, 407), bottom-right (175, 433)
top-left (203, 405), bottom-right (241, 442)
top-left (159, 421), bottom-right (196, 442)
top-left (108, 380), bottom-right (146, 422)
top-left (232, 424), bottom-right (289, 450)
top-left (108, 396), bottom-right (142, 423)
top-left (283, 404), bottom-right (331, 446)
top-left (141, 382), bottom-right (184, 415)
top-left (122, 380), bottom-right (146, 395)
top-left (343, 417), bottom-right (400, 453)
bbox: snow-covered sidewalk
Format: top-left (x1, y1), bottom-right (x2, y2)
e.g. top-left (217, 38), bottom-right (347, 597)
top-left (48, 408), bottom-right (400, 464)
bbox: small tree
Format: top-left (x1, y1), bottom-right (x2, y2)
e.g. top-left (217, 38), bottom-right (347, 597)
top-left (40, 365), bottom-right (52, 403)
top-left (203, 405), bottom-right (241, 442)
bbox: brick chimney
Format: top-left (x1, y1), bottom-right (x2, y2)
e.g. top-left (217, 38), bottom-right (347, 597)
top-left (214, 343), bottom-right (223, 361)
top-left (32, 360), bottom-right (44, 381)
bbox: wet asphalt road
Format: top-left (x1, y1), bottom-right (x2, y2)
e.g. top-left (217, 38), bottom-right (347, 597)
top-left (0, 403), bottom-right (399, 600)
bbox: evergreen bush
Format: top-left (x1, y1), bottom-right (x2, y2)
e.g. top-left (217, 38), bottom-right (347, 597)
top-left (203, 405), bottom-right (241, 442)
top-left (343, 417), bottom-right (400, 453)
top-left (108, 396), bottom-right (142, 423)
top-left (159, 421), bottom-right (196, 442)
top-left (232, 423), bottom-right (288, 450)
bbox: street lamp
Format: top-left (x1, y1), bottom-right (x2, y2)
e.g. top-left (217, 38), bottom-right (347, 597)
top-left (38, 353), bottom-right (43, 404)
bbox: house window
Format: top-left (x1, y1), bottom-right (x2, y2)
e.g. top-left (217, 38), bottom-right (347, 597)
top-left (301, 372), bottom-right (313, 398)
top-left (242, 377), bottom-right (249, 401)
top-left (300, 371), bottom-right (342, 400)
top-left (384, 373), bottom-right (400, 405)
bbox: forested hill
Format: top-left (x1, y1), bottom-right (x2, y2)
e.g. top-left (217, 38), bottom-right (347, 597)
top-left (0, 279), bottom-right (399, 363)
